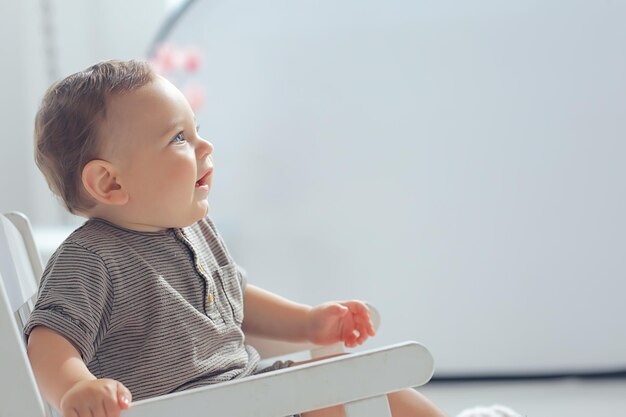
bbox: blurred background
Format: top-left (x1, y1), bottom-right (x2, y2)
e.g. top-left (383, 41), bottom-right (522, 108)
top-left (1, 0), bottom-right (625, 415)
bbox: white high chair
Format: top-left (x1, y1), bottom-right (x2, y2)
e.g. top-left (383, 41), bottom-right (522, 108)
top-left (0, 212), bottom-right (434, 417)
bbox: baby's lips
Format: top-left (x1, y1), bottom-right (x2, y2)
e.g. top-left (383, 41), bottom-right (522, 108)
top-left (196, 167), bottom-right (213, 185)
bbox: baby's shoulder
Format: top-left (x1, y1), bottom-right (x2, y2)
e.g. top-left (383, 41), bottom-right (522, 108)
top-left (63, 219), bottom-right (124, 251)
top-left (49, 218), bottom-right (138, 268)
top-left (40, 221), bottom-right (119, 285)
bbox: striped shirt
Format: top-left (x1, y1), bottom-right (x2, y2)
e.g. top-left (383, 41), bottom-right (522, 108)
top-left (24, 216), bottom-right (260, 401)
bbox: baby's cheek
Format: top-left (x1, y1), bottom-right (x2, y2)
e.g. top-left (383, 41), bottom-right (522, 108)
top-left (165, 162), bottom-right (196, 183)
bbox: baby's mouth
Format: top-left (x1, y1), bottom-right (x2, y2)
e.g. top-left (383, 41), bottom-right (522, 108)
top-left (196, 168), bottom-right (213, 187)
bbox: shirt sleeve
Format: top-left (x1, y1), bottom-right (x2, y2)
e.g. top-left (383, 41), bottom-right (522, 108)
top-left (24, 242), bottom-right (113, 364)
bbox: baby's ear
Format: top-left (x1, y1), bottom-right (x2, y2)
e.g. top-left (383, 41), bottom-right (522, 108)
top-left (81, 160), bottom-right (129, 206)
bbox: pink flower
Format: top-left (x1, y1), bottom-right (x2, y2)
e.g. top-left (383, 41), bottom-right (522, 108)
top-left (183, 48), bottom-right (202, 73)
top-left (183, 85), bottom-right (206, 111)
top-left (152, 43), bottom-right (179, 74)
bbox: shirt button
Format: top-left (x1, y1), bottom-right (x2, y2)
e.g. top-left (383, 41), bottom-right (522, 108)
top-left (198, 265), bottom-right (205, 274)
top-left (207, 293), bottom-right (214, 303)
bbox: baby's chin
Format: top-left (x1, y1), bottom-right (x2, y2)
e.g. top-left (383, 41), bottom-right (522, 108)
top-left (162, 203), bottom-right (210, 229)
top-left (191, 200), bottom-right (210, 223)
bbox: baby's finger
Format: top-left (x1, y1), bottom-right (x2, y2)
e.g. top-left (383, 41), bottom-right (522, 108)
top-left (341, 321), bottom-right (356, 342)
top-left (365, 316), bottom-right (376, 337)
top-left (356, 328), bottom-right (369, 345)
top-left (350, 329), bottom-right (363, 347)
top-left (331, 303), bottom-right (350, 317)
top-left (64, 408), bottom-right (79, 417)
top-left (117, 382), bottom-right (132, 410)
top-left (367, 318), bottom-right (376, 336)
top-left (344, 335), bottom-right (357, 348)
top-left (348, 303), bottom-right (374, 326)
top-left (348, 320), bottom-right (366, 345)
top-left (91, 404), bottom-right (107, 417)
top-left (354, 315), bottom-right (373, 341)
top-left (103, 394), bottom-right (121, 417)
top-left (345, 300), bottom-right (369, 316)
top-left (72, 406), bottom-right (90, 417)
top-left (352, 303), bottom-right (376, 336)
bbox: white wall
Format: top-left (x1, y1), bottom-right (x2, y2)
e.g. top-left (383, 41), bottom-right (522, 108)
top-left (2, 0), bottom-right (624, 376)
top-left (164, 0), bottom-right (626, 374)
top-left (0, 1), bottom-right (51, 223)
top-left (0, 0), bottom-right (168, 226)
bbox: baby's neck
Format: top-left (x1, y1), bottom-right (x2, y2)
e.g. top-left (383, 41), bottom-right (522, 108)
top-left (96, 217), bottom-right (168, 233)
top-left (85, 208), bottom-right (168, 233)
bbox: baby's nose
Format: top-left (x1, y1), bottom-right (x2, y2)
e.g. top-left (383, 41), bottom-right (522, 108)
top-left (196, 137), bottom-right (213, 159)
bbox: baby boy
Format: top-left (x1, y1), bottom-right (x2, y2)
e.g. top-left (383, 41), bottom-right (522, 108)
top-left (25, 60), bottom-right (446, 417)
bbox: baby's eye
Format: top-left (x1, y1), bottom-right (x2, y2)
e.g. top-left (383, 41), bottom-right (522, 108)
top-left (171, 132), bottom-right (186, 144)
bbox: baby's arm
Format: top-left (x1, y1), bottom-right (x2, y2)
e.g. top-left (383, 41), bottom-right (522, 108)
top-left (242, 285), bottom-right (376, 347)
top-left (27, 326), bottom-right (131, 417)
top-left (242, 285), bottom-right (310, 342)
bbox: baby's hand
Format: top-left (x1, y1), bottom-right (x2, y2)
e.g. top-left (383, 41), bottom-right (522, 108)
top-left (60, 378), bottom-right (132, 417)
top-left (306, 300), bottom-right (376, 348)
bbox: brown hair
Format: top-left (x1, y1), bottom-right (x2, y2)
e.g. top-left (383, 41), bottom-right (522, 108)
top-left (34, 59), bottom-right (154, 214)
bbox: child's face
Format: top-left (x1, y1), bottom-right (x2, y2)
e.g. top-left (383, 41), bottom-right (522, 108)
top-left (100, 75), bottom-right (214, 230)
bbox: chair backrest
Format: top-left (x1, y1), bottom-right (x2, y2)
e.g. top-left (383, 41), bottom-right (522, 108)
top-left (0, 213), bottom-right (49, 417)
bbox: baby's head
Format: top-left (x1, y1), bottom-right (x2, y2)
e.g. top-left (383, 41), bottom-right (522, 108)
top-left (35, 60), bottom-right (214, 231)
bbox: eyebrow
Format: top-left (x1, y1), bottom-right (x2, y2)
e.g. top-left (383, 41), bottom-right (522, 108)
top-left (160, 115), bottom-right (197, 138)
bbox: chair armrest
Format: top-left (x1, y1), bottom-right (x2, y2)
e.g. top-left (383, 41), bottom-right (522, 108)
top-left (123, 341), bottom-right (433, 417)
